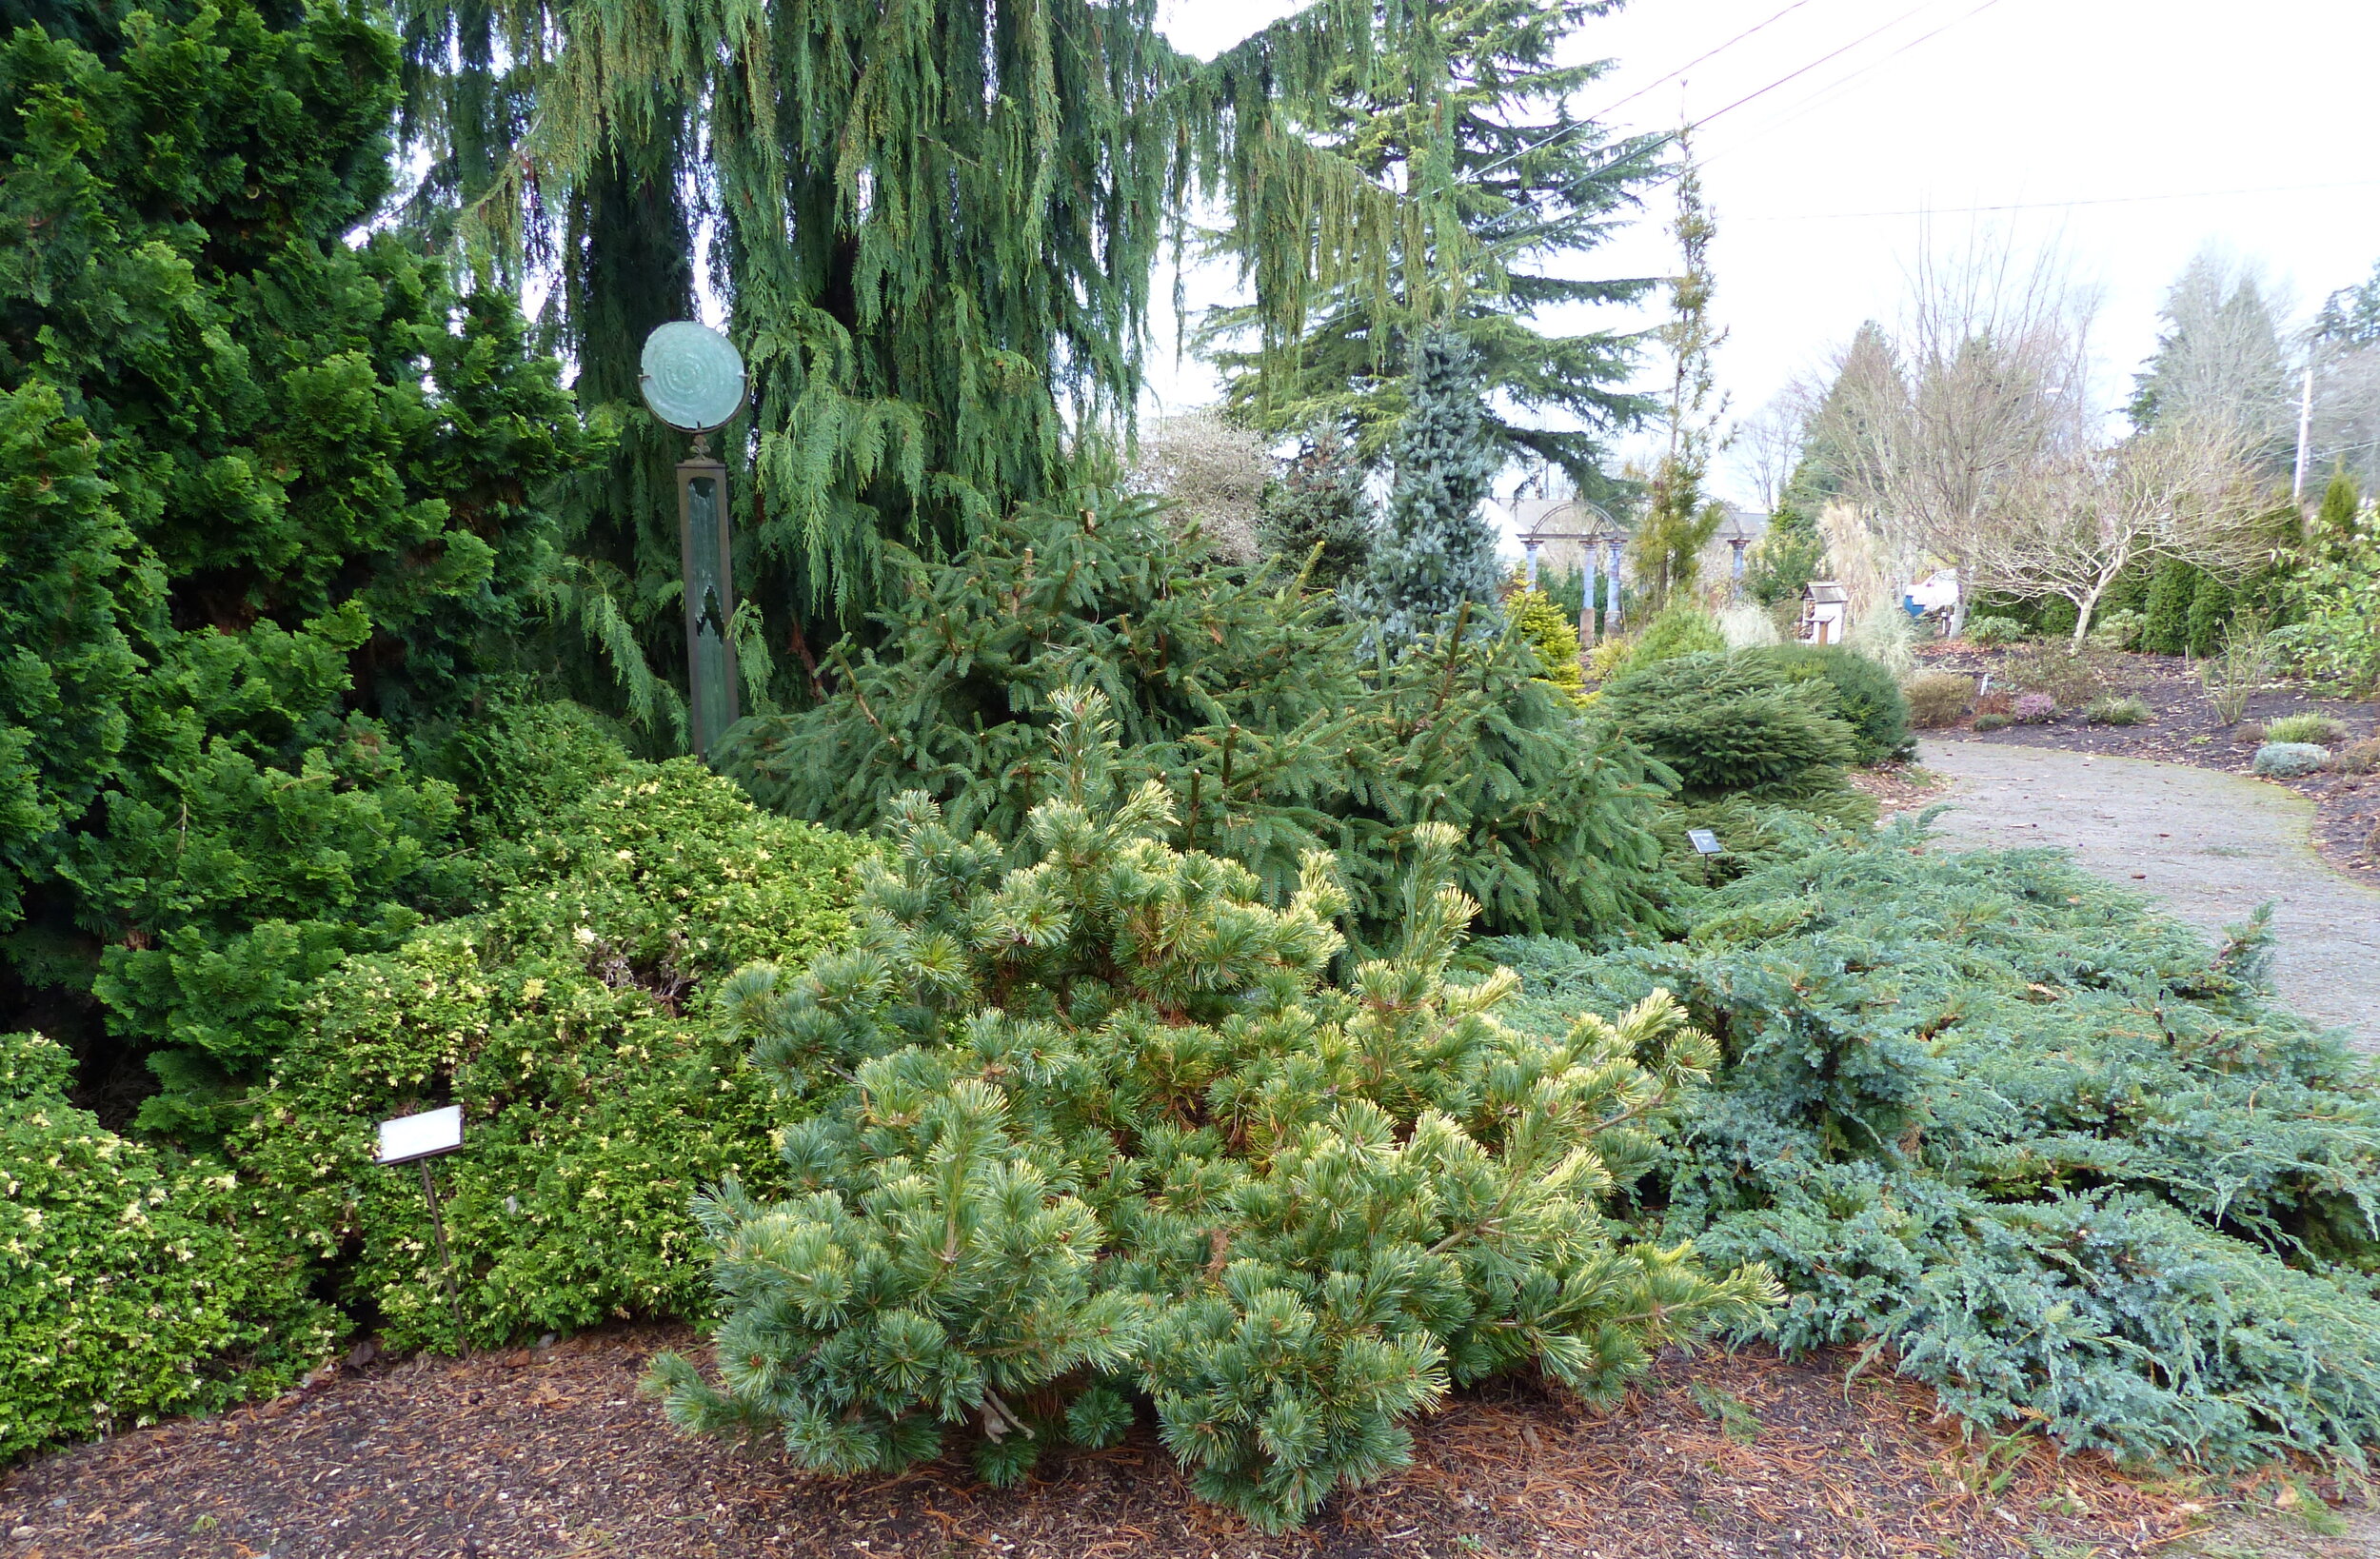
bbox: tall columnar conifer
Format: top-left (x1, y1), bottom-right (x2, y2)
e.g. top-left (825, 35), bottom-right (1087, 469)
top-left (1351, 330), bottom-right (1506, 648)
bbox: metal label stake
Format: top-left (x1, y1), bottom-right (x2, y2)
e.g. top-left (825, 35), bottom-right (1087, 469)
top-left (378, 1105), bottom-right (467, 1345)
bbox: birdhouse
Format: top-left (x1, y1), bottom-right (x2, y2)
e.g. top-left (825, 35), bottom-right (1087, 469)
top-left (1799, 580), bottom-right (1850, 645)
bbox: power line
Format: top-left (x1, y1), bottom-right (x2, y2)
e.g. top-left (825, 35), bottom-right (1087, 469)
top-left (1693, 0), bottom-right (2000, 127)
top-left (1573, 0), bottom-right (1817, 125)
top-left (1735, 176), bottom-right (2380, 222)
top-left (1696, 0), bottom-right (2012, 161)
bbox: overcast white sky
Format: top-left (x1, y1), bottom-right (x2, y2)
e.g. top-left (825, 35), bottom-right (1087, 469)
top-left (1150, 0), bottom-right (2380, 511)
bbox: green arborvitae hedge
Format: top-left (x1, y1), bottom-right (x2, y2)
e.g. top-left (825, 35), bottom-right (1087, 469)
top-left (652, 692), bottom-right (1776, 1530)
top-left (225, 749), bottom-right (873, 1352)
top-left (1, 1031), bottom-right (340, 1461)
top-left (1487, 821), bottom-right (2380, 1470)
top-left (720, 500), bottom-right (1674, 950)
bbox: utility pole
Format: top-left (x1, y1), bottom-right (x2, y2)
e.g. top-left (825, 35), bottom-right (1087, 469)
top-left (2292, 362), bottom-right (2315, 504)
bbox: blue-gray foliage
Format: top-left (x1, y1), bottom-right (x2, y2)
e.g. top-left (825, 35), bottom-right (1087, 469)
top-left (1483, 819), bottom-right (2380, 1470)
top-left (1347, 330), bottom-right (1504, 648)
top-left (2252, 741), bottom-right (2329, 779)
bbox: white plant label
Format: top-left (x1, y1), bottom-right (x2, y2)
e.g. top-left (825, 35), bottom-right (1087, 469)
top-left (376, 1105), bottom-right (464, 1166)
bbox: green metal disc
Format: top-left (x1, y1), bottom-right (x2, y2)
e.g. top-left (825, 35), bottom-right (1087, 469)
top-left (639, 321), bottom-right (746, 433)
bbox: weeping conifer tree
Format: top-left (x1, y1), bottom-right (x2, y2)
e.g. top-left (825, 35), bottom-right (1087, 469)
top-left (387, 0), bottom-right (1459, 732)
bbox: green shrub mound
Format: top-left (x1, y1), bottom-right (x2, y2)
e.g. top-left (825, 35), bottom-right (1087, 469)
top-left (719, 500), bottom-right (1671, 950)
top-left (1963, 616), bottom-right (2027, 646)
top-left (652, 693), bottom-right (1776, 1531)
top-left (2262, 713), bottom-right (2347, 747)
top-left (226, 757), bottom-right (873, 1351)
top-left (1487, 825), bottom-right (2380, 1470)
top-left (1, 1032), bottom-right (340, 1460)
top-left (1902, 672), bottom-right (1974, 729)
top-left (1592, 652), bottom-right (1865, 805)
top-left (1760, 644), bottom-right (1914, 764)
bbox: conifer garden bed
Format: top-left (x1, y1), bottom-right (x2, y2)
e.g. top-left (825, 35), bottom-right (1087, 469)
top-left (0, 1323), bottom-right (2269, 1559)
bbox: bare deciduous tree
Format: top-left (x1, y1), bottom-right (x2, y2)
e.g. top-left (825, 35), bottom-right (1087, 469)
top-left (1126, 408), bottom-right (1271, 562)
top-left (1969, 416), bottom-right (2271, 646)
top-left (1804, 238), bottom-right (2095, 634)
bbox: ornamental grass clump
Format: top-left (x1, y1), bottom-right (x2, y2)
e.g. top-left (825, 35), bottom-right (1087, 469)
top-left (2082, 695), bottom-right (2152, 726)
top-left (1902, 672), bottom-right (1976, 729)
top-left (651, 691), bottom-right (1776, 1530)
top-left (2262, 713), bottom-right (2348, 747)
top-left (1487, 826), bottom-right (2380, 1470)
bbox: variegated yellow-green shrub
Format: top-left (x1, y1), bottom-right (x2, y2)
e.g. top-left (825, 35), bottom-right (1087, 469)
top-left (2, 1032), bottom-right (340, 1460)
top-left (226, 760), bottom-right (873, 1351)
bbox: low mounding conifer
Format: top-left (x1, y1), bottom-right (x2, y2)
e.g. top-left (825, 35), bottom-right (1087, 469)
top-left (722, 499), bottom-right (1673, 950)
top-left (651, 690), bottom-right (1776, 1530)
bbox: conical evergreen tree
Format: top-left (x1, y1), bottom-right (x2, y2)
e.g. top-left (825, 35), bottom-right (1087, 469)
top-left (1204, 0), bottom-right (1661, 501)
top-left (1257, 425), bottom-right (1375, 590)
top-left (1350, 330), bottom-right (1505, 648)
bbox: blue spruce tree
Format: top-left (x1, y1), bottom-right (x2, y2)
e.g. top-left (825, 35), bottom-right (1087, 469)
top-left (1352, 329), bottom-right (1504, 648)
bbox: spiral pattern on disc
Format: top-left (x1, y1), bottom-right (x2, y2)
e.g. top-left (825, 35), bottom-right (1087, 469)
top-left (639, 321), bottom-right (746, 432)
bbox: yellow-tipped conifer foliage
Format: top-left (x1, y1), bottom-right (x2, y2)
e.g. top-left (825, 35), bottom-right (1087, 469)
top-left (650, 689), bottom-right (1775, 1529)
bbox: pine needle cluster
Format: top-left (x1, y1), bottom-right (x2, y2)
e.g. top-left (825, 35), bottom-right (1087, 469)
top-left (651, 690), bottom-right (1776, 1529)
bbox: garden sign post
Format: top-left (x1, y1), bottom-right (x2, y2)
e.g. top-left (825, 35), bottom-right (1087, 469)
top-left (376, 1105), bottom-right (466, 1343)
top-left (639, 322), bottom-right (749, 759)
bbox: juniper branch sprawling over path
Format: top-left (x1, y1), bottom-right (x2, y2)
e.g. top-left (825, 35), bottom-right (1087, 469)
top-left (1492, 819), bottom-right (2380, 1470)
top-left (651, 690), bottom-right (1775, 1529)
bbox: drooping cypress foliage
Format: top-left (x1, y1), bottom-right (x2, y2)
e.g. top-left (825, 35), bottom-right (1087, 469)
top-left (0, 0), bottom-right (594, 1129)
top-left (1205, 0), bottom-right (1661, 500)
top-left (1349, 330), bottom-right (1506, 648)
top-left (387, 0), bottom-right (1453, 719)
top-left (652, 692), bottom-right (1777, 1530)
top-left (718, 499), bottom-right (1673, 948)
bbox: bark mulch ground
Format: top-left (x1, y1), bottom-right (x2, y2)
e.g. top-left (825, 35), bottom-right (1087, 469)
top-left (0, 1326), bottom-right (2286, 1559)
top-left (1911, 646), bottom-right (2380, 877)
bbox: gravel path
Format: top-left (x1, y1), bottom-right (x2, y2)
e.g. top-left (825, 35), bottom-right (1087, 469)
top-left (1918, 740), bottom-right (2380, 1052)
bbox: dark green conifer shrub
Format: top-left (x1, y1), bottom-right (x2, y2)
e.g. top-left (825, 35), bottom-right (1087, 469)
top-left (1487, 826), bottom-right (2380, 1470)
top-left (1593, 653), bottom-right (1860, 802)
top-left (651, 692), bottom-right (1776, 1529)
top-left (226, 754), bottom-right (872, 1351)
top-left (1257, 428), bottom-right (1374, 592)
top-left (1621, 604), bottom-right (1726, 671)
top-left (2141, 558), bottom-right (2201, 654)
top-left (1, 1032), bottom-right (340, 1460)
top-left (720, 501), bottom-right (1672, 948)
top-left (0, 0), bottom-right (598, 1127)
top-left (2186, 571), bottom-right (2236, 657)
top-left (1758, 643), bottom-right (1914, 763)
